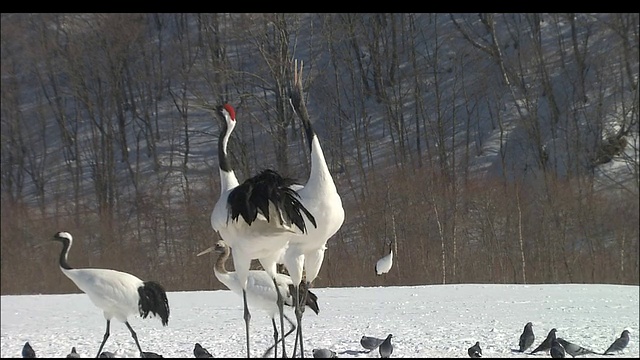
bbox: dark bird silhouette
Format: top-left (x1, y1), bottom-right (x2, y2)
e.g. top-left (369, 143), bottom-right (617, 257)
top-left (312, 348), bottom-right (337, 358)
top-left (550, 339), bottom-right (566, 358)
top-left (142, 351), bottom-right (163, 358)
top-left (22, 342), bottom-right (36, 358)
top-left (379, 334), bottom-right (394, 358)
top-left (604, 330), bottom-right (630, 354)
top-left (50, 232), bottom-right (170, 358)
top-left (98, 352), bottom-right (115, 358)
top-left (360, 335), bottom-right (385, 352)
top-left (194, 343), bottom-right (214, 358)
top-left (556, 338), bottom-right (597, 357)
top-left (518, 322), bottom-right (535, 352)
top-left (468, 341), bottom-right (482, 358)
top-left (66, 347), bottom-right (81, 358)
top-left (530, 328), bottom-right (557, 354)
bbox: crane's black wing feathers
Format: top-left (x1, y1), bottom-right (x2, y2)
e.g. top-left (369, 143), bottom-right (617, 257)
top-left (228, 169), bottom-right (316, 233)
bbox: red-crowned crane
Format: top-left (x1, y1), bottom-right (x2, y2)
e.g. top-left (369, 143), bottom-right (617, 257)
top-left (282, 60), bottom-right (345, 357)
top-left (210, 103), bottom-right (316, 357)
top-left (50, 231), bottom-right (170, 358)
top-left (198, 239), bottom-right (319, 358)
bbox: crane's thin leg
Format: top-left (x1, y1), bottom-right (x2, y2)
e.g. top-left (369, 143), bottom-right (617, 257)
top-left (243, 289), bottom-right (252, 358)
top-left (125, 321), bottom-right (144, 356)
top-left (292, 285), bottom-right (309, 358)
top-left (297, 282), bottom-right (311, 358)
top-left (96, 320), bottom-right (111, 358)
top-left (273, 277), bottom-right (287, 358)
top-left (292, 286), bottom-right (303, 358)
top-left (262, 315), bottom-right (296, 358)
top-left (272, 318), bottom-right (279, 358)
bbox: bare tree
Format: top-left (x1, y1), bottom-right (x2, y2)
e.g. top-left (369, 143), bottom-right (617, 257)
top-left (245, 13), bottom-right (297, 171)
top-left (0, 17), bottom-right (28, 205)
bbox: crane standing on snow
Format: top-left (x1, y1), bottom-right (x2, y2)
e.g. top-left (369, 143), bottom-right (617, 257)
top-left (50, 231), bottom-right (170, 358)
top-left (210, 103), bottom-right (316, 358)
top-left (282, 60), bottom-right (345, 357)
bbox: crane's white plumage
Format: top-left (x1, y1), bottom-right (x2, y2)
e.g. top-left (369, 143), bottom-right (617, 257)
top-left (198, 240), bottom-right (319, 358)
top-left (376, 249), bottom-right (394, 276)
top-left (62, 267), bottom-right (143, 321)
top-left (209, 103), bottom-right (316, 358)
top-left (282, 60), bottom-right (345, 356)
top-left (51, 231), bottom-right (169, 358)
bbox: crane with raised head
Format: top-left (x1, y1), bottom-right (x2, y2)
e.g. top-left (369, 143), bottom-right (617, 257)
top-left (210, 103), bottom-right (316, 357)
top-left (282, 60), bottom-right (345, 357)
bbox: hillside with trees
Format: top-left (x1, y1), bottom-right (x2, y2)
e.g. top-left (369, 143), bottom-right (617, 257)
top-left (1, 13), bottom-right (638, 295)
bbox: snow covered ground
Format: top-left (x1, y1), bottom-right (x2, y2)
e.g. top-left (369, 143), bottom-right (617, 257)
top-left (1, 284), bottom-right (638, 358)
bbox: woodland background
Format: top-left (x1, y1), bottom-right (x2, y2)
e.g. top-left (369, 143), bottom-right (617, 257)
top-left (1, 13), bottom-right (638, 295)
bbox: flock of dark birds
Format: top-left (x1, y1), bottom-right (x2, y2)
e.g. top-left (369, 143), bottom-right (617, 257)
top-left (465, 323), bottom-right (631, 358)
top-left (18, 336), bottom-right (388, 358)
top-left (20, 342), bottom-right (164, 358)
top-left (19, 325), bottom-right (630, 358)
top-left (358, 334), bottom-right (394, 358)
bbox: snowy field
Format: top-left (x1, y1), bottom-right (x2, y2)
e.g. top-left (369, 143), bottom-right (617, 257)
top-left (1, 284), bottom-right (638, 358)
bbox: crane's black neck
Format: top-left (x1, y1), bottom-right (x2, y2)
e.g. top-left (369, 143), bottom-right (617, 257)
top-left (57, 238), bottom-right (74, 270)
top-left (218, 120), bottom-right (233, 173)
top-left (302, 117), bottom-right (315, 154)
top-left (295, 104), bottom-right (316, 154)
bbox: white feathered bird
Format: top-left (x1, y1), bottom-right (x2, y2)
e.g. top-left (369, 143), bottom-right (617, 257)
top-left (375, 248), bottom-right (393, 276)
top-left (198, 240), bottom-right (319, 358)
top-left (51, 231), bottom-right (170, 358)
top-left (283, 60), bottom-right (345, 356)
top-left (210, 103), bottom-right (317, 357)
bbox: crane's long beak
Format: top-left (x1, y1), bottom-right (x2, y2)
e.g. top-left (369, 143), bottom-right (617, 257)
top-left (197, 246), bottom-right (215, 257)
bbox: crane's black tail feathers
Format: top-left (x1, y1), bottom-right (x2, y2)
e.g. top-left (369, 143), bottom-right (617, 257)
top-left (138, 281), bottom-right (170, 326)
top-left (228, 169), bottom-right (317, 233)
top-left (288, 282), bottom-right (320, 315)
top-left (305, 288), bottom-right (320, 315)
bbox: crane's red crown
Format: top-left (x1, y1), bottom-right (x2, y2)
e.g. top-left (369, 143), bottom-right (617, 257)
top-left (223, 103), bottom-right (236, 121)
